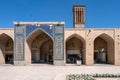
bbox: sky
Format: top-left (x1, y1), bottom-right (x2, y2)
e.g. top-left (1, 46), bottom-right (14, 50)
top-left (0, 0), bottom-right (120, 28)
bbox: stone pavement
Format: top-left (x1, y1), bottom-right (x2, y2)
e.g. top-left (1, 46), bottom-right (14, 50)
top-left (0, 64), bottom-right (120, 80)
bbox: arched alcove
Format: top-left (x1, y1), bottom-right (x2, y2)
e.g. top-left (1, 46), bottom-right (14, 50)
top-left (66, 34), bottom-right (85, 64)
top-left (26, 29), bottom-right (53, 64)
top-left (94, 33), bottom-right (114, 64)
top-left (0, 33), bottom-right (13, 64)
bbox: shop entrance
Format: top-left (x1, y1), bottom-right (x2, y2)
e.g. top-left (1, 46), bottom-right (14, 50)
top-left (66, 35), bottom-right (85, 64)
top-left (0, 33), bottom-right (13, 64)
top-left (94, 34), bottom-right (114, 64)
top-left (94, 50), bottom-right (107, 63)
top-left (5, 53), bottom-right (13, 64)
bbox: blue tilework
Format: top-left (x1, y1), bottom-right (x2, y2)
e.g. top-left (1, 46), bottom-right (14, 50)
top-left (26, 24), bottom-right (53, 38)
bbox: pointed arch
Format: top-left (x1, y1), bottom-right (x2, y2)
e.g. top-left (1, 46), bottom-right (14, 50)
top-left (66, 33), bottom-right (85, 44)
top-left (26, 28), bottom-right (53, 43)
top-left (0, 33), bottom-right (14, 64)
top-left (25, 28), bottom-right (53, 64)
top-left (93, 33), bottom-right (114, 64)
top-left (65, 33), bottom-right (85, 64)
top-left (0, 33), bottom-right (14, 41)
top-left (93, 33), bottom-right (114, 43)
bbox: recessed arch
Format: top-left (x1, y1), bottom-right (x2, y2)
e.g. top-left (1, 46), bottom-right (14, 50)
top-left (0, 33), bottom-right (14, 64)
top-left (66, 33), bottom-right (85, 64)
top-left (93, 33), bottom-right (114, 43)
top-left (40, 40), bottom-right (53, 64)
top-left (94, 33), bottom-right (114, 64)
top-left (26, 28), bottom-right (53, 43)
top-left (66, 33), bottom-right (85, 43)
top-left (26, 29), bottom-right (53, 64)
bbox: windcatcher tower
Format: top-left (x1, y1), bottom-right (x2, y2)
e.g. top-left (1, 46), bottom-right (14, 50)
top-left (73, 5), bottom-right (85, 28)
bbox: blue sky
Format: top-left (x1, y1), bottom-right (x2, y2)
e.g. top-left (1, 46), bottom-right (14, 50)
top-left (0, 0), bottom-right (120, 28)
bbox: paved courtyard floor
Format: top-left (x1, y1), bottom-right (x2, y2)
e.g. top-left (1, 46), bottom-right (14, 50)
top-left (0, 64), bottom-right (120, 80)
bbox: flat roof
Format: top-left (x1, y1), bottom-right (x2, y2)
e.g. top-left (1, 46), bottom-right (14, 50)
top-left (14, 22), bottom-right (65, 25)
top-left (0, 28), bottom-right (13, 30)
top-left (73, 5), bottom-right (85, 8)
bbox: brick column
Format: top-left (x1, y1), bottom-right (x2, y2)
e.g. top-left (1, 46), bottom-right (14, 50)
top-left (114, 29), bottom-right (120, 65)
top-left (25, 40), bottom-right (31, 65)
top-left (0, 49), bottom-right (5, 64)
top-left (85, 29), bottom-right (94, 65)
top-left (85, 41), bottom-right (94, 65)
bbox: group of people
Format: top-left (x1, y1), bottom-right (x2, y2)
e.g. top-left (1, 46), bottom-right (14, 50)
top-left (67, 54), bottom-right (83, 64)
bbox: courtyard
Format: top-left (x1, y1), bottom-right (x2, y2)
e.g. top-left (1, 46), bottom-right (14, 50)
top-left (0, 64), bottom-right (120, 80)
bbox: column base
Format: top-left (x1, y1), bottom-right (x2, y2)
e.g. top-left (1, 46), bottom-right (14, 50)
top-left (0, 61), bottom-right (5, 64)
top-left (14, 61), bottom-right (26, 66)
top-left (54, 60), bottom-right (65, 66)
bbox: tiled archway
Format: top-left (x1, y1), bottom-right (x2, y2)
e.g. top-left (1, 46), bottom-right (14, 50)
top-left (26, 29), bottom-right (53, 64)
